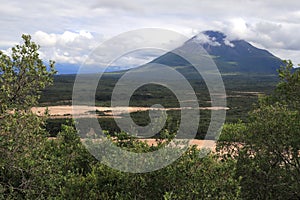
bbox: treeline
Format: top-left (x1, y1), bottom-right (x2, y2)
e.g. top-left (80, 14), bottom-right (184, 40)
top-left (0, 36), bottom-right (299, 199)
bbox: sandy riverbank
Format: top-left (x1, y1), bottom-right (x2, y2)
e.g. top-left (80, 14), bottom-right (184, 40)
top-left (32, 105), bottom-right (229, 118)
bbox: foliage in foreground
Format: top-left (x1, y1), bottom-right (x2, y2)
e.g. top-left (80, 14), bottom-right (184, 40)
top-left (218, 60), bottom-right (300, 199)
top-left (1, 121), bottom-right (241, 199)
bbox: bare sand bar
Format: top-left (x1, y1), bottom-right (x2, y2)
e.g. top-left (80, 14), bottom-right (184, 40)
top-left (32, 105), bottom-right (229, 118)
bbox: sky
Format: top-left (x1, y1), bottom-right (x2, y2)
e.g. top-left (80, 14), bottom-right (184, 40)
top-left (1, 0), bottom-right (300, 73)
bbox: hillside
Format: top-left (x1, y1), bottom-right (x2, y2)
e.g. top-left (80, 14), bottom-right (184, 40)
top-left (150, 30), bottom-right (283, 74)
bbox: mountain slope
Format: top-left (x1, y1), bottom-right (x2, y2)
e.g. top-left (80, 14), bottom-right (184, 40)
top-left (150, 31), bottom-right (283, 74)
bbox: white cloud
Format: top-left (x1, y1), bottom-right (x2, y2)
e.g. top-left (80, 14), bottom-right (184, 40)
top-left (229, 18), bottom-right (251, 39)
top-left (84, 28), bottom-right (187, 69)
top-left (33, 30), bottom-right (95, 48)
top-left (224, 39), bottom-right (235, 48)
top-left (33, 31), bottom-right (57, 46)
top-left (110, 49), bottom-right (166, 69)
top-left (192, 33), bottom-right (221, 46)
top-left (32, 30), bottom-right (100, 64)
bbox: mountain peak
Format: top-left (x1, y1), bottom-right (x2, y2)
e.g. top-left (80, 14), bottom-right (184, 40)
top-left (189, 30), bottom-right (235, 48)
top-left (202, 30), bottom-right (226, 42)
top-left (151, 30), bottom-right (283, 74)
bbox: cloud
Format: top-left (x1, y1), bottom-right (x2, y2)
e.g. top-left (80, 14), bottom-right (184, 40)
top-left (33, 30), bottom-right (95, 48)
top-left (192, 34), bottom-right (221, 46)
top-left (224, 39), bottom-right (235, 48)
top-left (32, 30), bottom-right (101, 64)
top-left (83, 28), bottom-right (187, 70)
top-left (270, 49), bottom-right (300, 65)
top-left (0, 0), bottom-right (300, 70)
top-left (110, 49), bottom-right (165, 69)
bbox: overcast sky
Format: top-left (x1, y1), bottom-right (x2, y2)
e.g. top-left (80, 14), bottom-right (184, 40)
top-left (1, 0), bottom-right (300, 72)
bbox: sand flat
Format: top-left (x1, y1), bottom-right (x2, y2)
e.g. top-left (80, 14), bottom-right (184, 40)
top-left (32, 105), bottom-right (229, 118)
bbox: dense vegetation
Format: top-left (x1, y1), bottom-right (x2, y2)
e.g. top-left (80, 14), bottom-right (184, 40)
top-left (0, 36), bottom-right (299, 199)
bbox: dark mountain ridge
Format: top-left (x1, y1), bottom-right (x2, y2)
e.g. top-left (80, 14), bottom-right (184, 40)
top-left (150, 30), bottom-right (283, 74)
